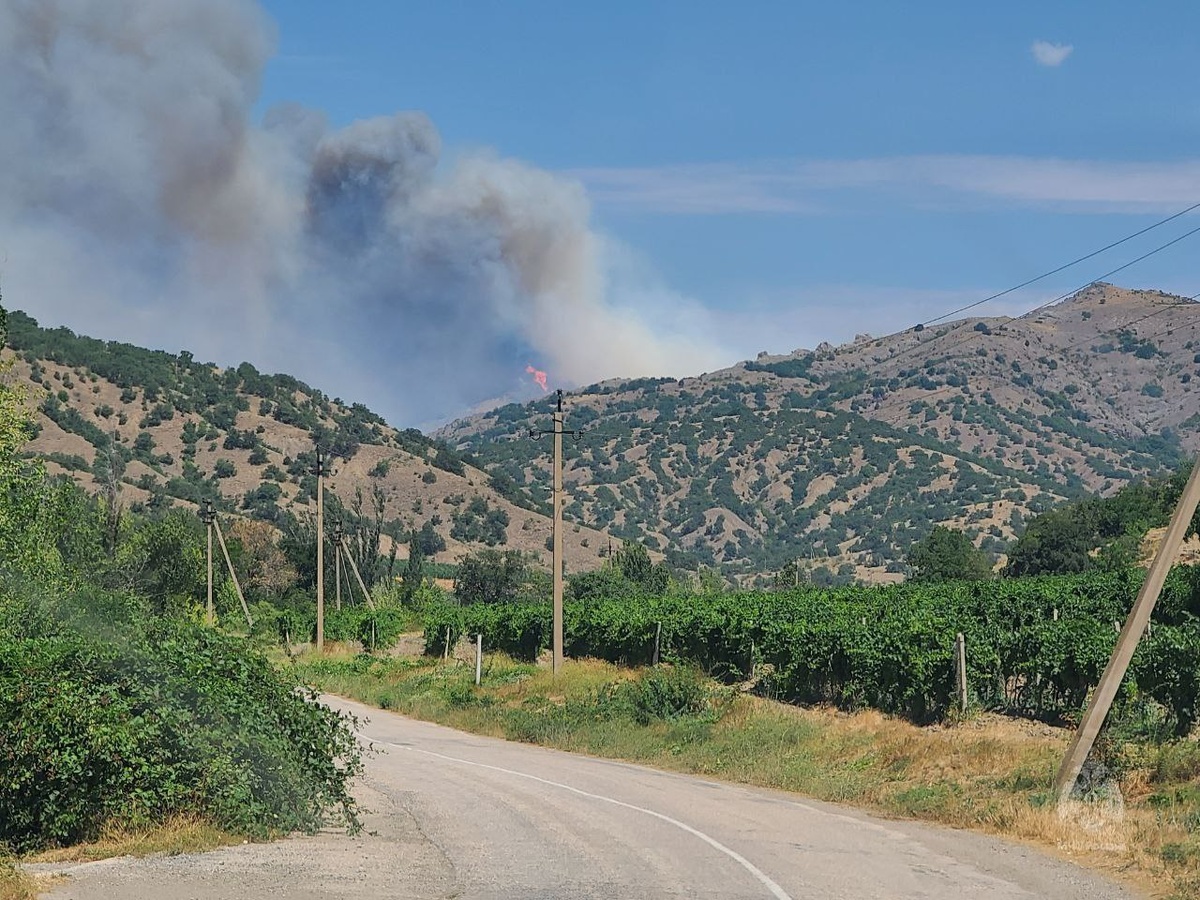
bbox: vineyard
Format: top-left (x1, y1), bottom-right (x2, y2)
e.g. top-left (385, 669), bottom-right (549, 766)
top-left (425, 566), bottom-right (1200, 730)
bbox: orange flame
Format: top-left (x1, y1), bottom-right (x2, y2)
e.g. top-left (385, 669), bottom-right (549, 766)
top-left (525, 364), bottom-right (548, 392)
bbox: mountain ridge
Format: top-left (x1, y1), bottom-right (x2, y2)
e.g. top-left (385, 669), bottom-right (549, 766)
top-left (10, 283), bottom-right (1197, 585)
top-left (438, 284), bottom-right (1198, 582)
top-left (5, 309), bottom-right (609, 573)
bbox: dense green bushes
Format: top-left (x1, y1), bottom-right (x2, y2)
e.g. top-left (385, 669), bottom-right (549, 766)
top-left (0, 586), bottom-right (363, 854)
top-left (425, 566), bottom-right (1200, 729)
top-left (272, 604), bottom-right (412, 651)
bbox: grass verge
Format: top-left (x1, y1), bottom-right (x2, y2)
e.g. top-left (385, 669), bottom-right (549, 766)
top-left (295, 651), bottom-right (1200, 899)
top-left (24, 815), bottom-right (241, 865)
top-left (7, 817), bottom-right (243, 900)
top-left (0, 853), bottom-right (37, 900)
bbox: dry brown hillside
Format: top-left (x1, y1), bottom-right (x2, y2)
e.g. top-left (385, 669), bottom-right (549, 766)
top-left (440, 285), bottom-right (1198, 583)
top-left (6, 309), bottom-right (609, 574)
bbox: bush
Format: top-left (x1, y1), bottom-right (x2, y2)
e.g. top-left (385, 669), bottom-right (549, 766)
top-left (620, 666), bottom-right (714, 724)
top-left (322, 607), bottom-right (408, 651)
top-left (0, 588), bottom-right (363, 853)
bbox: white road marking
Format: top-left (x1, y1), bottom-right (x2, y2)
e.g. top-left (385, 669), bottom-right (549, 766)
top-left (370, 737), bottom-right (794, 900)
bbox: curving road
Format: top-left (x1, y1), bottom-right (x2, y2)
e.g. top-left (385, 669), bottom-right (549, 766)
top-left (38, 696), bottom-right (1137, 899)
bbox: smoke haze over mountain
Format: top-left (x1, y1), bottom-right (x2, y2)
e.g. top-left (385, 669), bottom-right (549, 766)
top-left (0, 0), bottom-right (729, 425)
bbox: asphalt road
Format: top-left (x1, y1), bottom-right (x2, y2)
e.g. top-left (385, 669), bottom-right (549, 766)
top-left (37, 696), bottom-right (1137, 899)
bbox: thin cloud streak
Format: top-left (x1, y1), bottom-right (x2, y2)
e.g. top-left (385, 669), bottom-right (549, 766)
top-left (568, 156), bottom-right (1200, 216)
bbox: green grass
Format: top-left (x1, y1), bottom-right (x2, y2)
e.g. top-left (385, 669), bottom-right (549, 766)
top-left (296, 652), bottom-right (1200, 899)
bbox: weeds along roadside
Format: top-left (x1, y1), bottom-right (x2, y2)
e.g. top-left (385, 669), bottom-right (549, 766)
top-left (0, 583), bottom-right (366, 867)
top-left (295, 651), bottom-right (1200, 900)
top-left (0, 852), bottom-right (36, 900)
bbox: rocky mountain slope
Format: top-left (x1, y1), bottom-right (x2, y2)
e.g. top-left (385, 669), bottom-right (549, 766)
top-left (6, 310), bottom-right (608, 572)
top-left (438, 285), bottom-right (1199, 582)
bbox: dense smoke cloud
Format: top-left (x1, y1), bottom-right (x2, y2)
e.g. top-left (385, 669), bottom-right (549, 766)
top-left (0, 0), bottom-right (728, 425)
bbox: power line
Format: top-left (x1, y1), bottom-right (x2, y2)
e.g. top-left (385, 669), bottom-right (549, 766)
top-left (864, 221), bottom-right (1200, 384)
top-left (875, 294), bottom-right (1200, 426)
top-left (920, 201), bottom-right (1200, 328)
top-left (781, 201), bottom-right (1200, 389)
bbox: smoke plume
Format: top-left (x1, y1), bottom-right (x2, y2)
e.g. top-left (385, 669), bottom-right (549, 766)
top-left (0, 0), bottom-right (728, 425)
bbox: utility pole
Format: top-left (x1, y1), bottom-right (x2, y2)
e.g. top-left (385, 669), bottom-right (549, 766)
top-left (201, 499), bottom-right (215, 624)
top-left (553, 398), bottom-right (563, 675)
top-left (213, 515), bottom-right (254, 629)
top-left (530, 390), bottom-right (580, 676)
top-left (333, 519), bottom-right (343, 611)
top-left (1054, 457), bottom-right (1200, 803)
top-left (334, 525), bottom-right (376, 610)
top-left (315, 448), bottom-right (325, 653)
top-left (197, 499), bottom-right (252, 629)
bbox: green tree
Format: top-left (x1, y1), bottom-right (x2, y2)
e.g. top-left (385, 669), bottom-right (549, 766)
top-left (773, 560), bottom-right (802, 590)
top-left (614, 540), bottom-right (671, 594)
top-left (400, 530), bottom-right (425, 604)
top-left (0, 306), bottom-right (63, 580)
top-left (112, 509), bottom-right (206, 616)
top-left (414, 519), bottom-right (446, 557)
top-left (453, 550), bottom-right (528, 605)
top-left (1004, 509), bottom-right (1095, 576)
top-left (906, 526), bottom-right (991, 581)
top-left (568, 564), bottom-right (641, 603)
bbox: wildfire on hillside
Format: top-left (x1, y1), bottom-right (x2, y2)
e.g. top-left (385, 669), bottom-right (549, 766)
top-left (526, 364), bottom-right (548, 392)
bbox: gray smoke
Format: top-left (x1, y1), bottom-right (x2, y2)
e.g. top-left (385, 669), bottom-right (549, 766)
top-left (0, 0), bottom-right (727, 425)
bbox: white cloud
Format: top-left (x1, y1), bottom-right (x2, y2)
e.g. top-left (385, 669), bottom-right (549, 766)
top-left (1031, 40), bottom-right (1073, 67)
top-left (569, 156), bottom-right (1200, 216)
top-left (567, 164), bottom-right (819, 215)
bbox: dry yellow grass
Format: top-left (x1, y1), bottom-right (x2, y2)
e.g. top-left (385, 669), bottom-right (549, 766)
top-left (0, 857), bottom-right (37, 900)
top-left (26, 815), bottom-right (239, 865)
top-left (709, 701), bottom-right (1191, 897)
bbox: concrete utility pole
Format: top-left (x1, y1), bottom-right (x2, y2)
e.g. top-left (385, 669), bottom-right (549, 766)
top-left (1054, 457), bottom-right (1200, 803)
top-left (530, 390), bottom-right (580, 676)
top-left (315, 448), bottom-right (326, 653)
top-left (333, 519), bottom-right (343, 612)
top-left (553, 399), bottom-right (563, 674)
top-left (201, 499), bottom-right (215, 624)
top-left (337, 528), bottom-right (377, 610)
top-left (197, 500), bottom-right (252, 629)
top-left (213, 516), bottom-right (254, 629)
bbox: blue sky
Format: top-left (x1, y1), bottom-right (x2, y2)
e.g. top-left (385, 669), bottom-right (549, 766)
top-left (9, 0), bottom-right (1196, 426)
top-left (255, 0), bottom-right (1200, 355)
